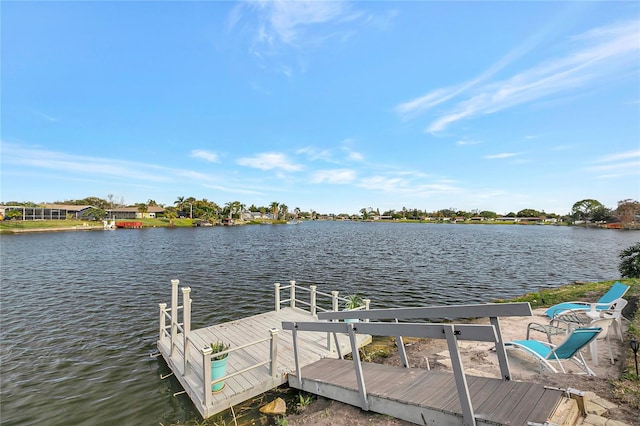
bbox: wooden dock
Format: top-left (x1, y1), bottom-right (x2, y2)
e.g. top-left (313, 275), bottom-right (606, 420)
top-left (283, 303), bottom-right (577, 426)
top-left (157, 281), bottom-right (577, 425)
top-left (289, 359), bottom-right (565, 426)
top-left (156, 280), bottom-right (372, 419)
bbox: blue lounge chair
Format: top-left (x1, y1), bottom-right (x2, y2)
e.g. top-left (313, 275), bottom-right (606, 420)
top-left (544, 282), bottom-right (629, 318)
top-left (505, 327), bottom-right (602, 376)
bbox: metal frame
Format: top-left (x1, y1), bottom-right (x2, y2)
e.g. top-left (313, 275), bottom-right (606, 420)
top-left (282, 319), bottom-right (504, 426)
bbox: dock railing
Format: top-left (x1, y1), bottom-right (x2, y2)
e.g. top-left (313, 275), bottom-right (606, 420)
top-left (158, 279), bottom-right (280, 408)
top-left (283, 302), bottom-right (533, 426)
top-left (318, 302), bottom-right (532, 381)
top-left (199, 328), bottom-right (279, 409)
top-left (274, 280), bottom-right (371, 317)
top-left (274, 280), bottom-right (371, 351)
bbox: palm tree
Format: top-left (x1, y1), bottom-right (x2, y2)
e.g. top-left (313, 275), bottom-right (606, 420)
top-left (225, 201), bottom-right (243, 219)
top-left (175, 196), bottom-right (185, 211)
top-left (164, 207), bottom-right (178, 225)
top-left (279, 204), bottom-right (289, 221)
top-left (136, 203), bottom-right (148, 219)
top-left (269, 202), bottom-right (280, 220)
top-left (185, 197), bottom-right (196, 219)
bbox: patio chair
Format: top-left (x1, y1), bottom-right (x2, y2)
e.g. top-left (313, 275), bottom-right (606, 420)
top-left (588, 317), bottom-right (614, 366)
top-left (601, 298), bottom-right (628, 341)
top-left (505, 327), bottom-right (602, 376)
top-left (544, 282), bottom-right (629, 318)
top-left (526, 310), bottom-right (588, 343)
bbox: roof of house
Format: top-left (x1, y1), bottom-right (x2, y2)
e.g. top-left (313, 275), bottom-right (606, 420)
top-left (107, 206), bottom-right (165, 213)
top-left (40, 204), bottom-right (95, 211)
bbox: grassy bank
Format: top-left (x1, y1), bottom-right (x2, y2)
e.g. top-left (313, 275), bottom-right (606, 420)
top-left (0, 218), bottom-right (288, 233)
top-left (0, 218), bottom-right (196, 233)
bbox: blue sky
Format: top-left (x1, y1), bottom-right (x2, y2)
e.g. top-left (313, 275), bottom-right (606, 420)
top-left (2, 1), bottom-right (639, 215)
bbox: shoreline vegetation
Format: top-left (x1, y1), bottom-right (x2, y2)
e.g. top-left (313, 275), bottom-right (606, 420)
top-left (2, 217), bottom-right (639, 234)
top-left (176, 279), bottom-right (640, 426)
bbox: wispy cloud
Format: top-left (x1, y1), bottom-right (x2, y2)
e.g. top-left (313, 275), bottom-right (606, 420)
top-left (397, 19), bottom-right (639, 133)
top-left (591, 149), bottom-right (640, 164)
top-left (191, 149), bottom-right (220, 163)
top-left (310, 168), bottom-right (356, 184)
top-left (484, 153), bottom-right (519, 160)
top-left (357, 175), bottom-right (461, 195)
top-left (232, 1), bottom-right (361, 51)
top-left (297, 146), bottom-right (334, 162)
top-left (236, 152), bottom-right (303, 172)
top-left (230, 1), bottom-right (378, 75)
top-left (586, 150), bottom-right (640, 177)
top-left (395, 11), bottom-right (563, 121)
top-left (588, 161), bottom-right (640, 172)
top-left (456, 140), bottom-right (481, 146)
top-left (32, 110), bottom-right (58, 122)
top-left (2, 143), bottom-right (175, 183)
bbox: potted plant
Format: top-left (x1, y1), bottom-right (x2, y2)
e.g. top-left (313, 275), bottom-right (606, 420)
top-left (210, 340), bottom-right (230, 392)
top-left (343, 294), bottom-right (364, 323)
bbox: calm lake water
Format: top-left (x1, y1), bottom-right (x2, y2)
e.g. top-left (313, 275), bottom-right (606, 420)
top-left (1, 221), bottom-right (638, 425)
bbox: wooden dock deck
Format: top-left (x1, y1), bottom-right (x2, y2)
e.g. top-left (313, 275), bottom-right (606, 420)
top-left (156, 280), bottom-right (372, 419)
top-left (283, 303), bottom-right (575, 426)
top-left (289, 359), bottom-right (565, 426)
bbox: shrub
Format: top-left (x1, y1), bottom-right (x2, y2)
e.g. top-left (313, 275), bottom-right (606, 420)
top-left (619, 243), bottom-right (640, 278)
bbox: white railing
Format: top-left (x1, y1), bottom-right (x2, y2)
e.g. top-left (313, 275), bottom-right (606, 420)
top-left (199, 328), bottom-right (279, 409)
top-left (274, 280), bottom-right (371, 317)
top-left (158, 279), bottom-right (186, 358)
top-left (158, 279), bottom-right (280, 408)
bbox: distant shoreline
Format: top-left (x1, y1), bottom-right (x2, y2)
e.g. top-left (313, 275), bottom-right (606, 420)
top-left (2, 219), bottom-right (638, 234)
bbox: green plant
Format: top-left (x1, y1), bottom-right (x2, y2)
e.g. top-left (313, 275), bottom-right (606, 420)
top-left (274, 415), bottom-right (288, 426)
top-left (344, 294), bottom-right (364, 310)
top-left (210, 340), bottom-right (230, 361)
top-left (619, 243), bottom-right (640, 278)
top-left (295, 393), bottom-right (313, 413)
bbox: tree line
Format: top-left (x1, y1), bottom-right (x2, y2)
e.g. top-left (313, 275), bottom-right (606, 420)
top-left (2, 196), bottom-right (638, 225)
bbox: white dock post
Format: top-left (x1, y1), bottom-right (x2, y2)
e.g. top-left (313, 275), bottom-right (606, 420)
top-left (290, 280), bottom-right (296, 309)
top-left (170, 279), bottom-right (180, 356)
top-left (310, 285), bottom-right (317, 316)
top-left (202, 346), bottom-right (213, 410)
top-left (182, 287), bottom-right (192, 375)
top-left (363, 299), bottom-right (370, 323)
top-left (274, 283), bottom-right (280, 312)
top-left (159, 303), bottom-right (167, 344)
top-left (269, 328), bottom-right (279, 379)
